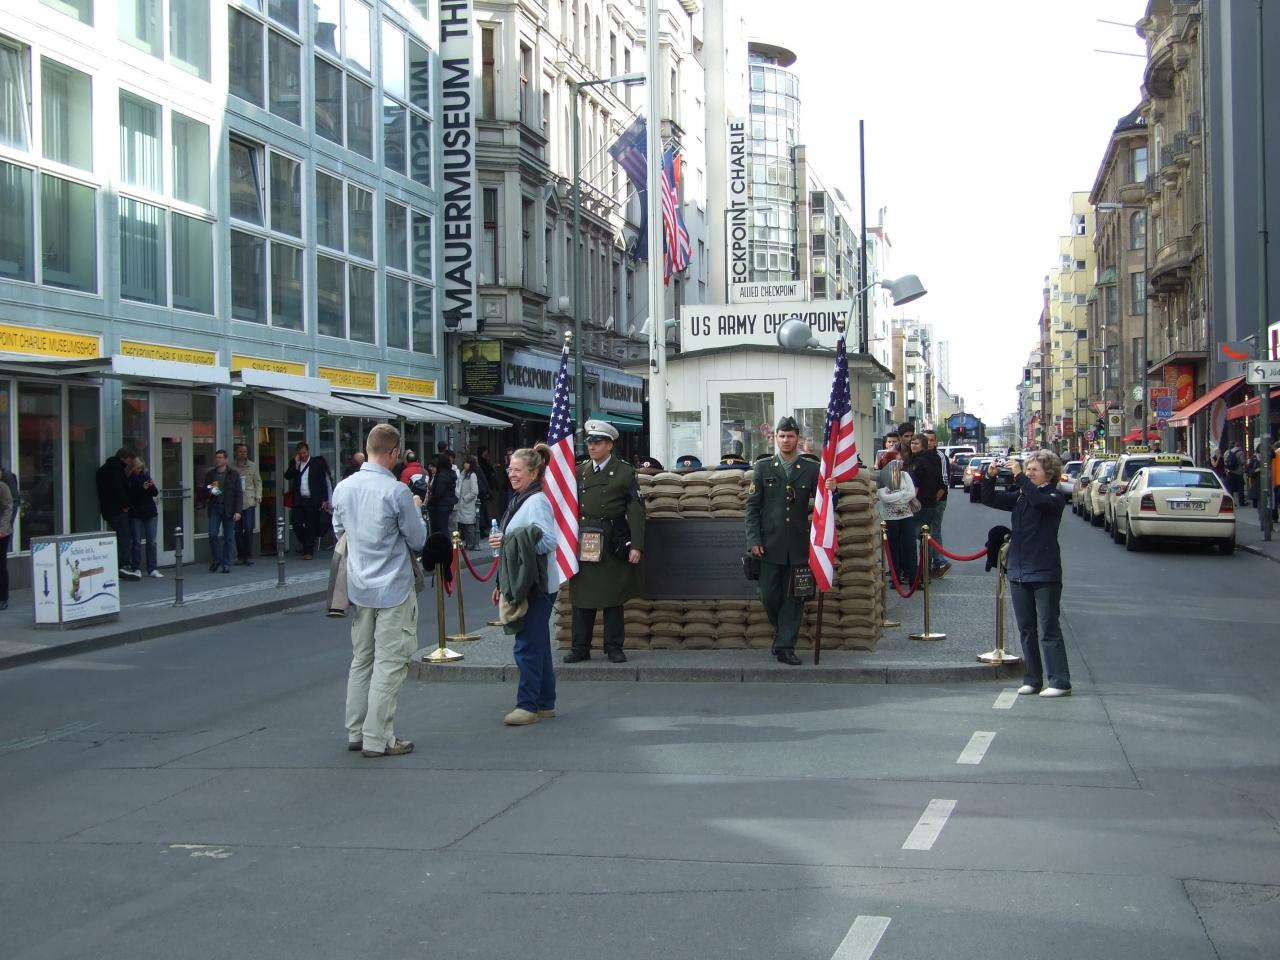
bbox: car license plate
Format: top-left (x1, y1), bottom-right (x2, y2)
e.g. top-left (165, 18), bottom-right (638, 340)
top-left (1169, 500), bottom-right (1205, 511)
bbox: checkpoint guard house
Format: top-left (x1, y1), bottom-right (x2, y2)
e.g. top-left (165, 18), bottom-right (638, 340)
top-left (663, 289), bottom-right (893, 467)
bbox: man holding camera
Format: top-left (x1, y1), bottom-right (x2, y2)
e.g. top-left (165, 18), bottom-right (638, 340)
top-left (565, 420), bottom-right (647, 664)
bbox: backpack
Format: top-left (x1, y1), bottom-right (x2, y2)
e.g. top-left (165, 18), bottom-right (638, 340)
top-left (1225, 448), bottom-right (1242, 472)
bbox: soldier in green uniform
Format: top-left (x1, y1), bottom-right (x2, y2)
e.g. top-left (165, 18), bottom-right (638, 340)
top-left (745, 417), bottom-right (821, 665)
top-left (565, 420), bottom-right (647, 664)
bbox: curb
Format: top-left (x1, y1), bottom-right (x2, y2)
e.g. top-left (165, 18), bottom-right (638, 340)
top-left (1236, 543), bottom-right (1280, 564)
top-left (0, 589), bottom-right (327, 671)
top-left (409, 659), bottom-right (1021, 685)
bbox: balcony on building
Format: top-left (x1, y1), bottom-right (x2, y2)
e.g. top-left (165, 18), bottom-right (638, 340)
top-left (1149, 235), bottom-right (1194, 294)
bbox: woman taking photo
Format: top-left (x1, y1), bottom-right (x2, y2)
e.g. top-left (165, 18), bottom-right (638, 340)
top-left (489, 445), bottom-right (560, 726)
top-left (877, 458), bottom-right (918, 587)
top-left (981, 450), bottom-right (1072, 698)
top-left (457, 456), bottom-right (480, 550)
top-left (126, 459), bottom-right (162, 578)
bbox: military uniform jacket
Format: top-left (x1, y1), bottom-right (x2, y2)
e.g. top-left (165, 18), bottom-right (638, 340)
top-left (744, 454), bottom-right (820, 566)
top-left (571, 458), bottom-right (647, 609)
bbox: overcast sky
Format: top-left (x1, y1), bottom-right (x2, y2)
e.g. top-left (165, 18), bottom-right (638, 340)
top-left (740, 0), bottom-right (1150, 428)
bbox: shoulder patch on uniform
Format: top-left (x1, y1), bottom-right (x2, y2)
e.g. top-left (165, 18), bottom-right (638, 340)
top-left (748, 481), bottom-right (757, 495)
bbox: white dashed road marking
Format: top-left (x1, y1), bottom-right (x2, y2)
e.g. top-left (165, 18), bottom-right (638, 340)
top-left (902, 799), bottom-right (956, 851)
top-left (993, 689), bottom-right (1018, 709)
top-left (956, 731), bottom-right (996, 765)
top-left (0, 720), bottom-right (99, 754)
top-left (830, 916), bottom-right (891, 960)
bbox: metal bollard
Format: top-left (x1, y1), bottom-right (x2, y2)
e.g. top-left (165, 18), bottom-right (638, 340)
top-left (447, 531), bottom-right (481, 642)
top-left (423, 564), bottom-right (463, 664)
top-left (276, 516), bottom-right (286, 588)
top-left (909, 524), bottom-right (946, 641)
top-left (879, 520), bottom-right (901, 629)
top-left (173, 526), bottom-right (184, 607)
top-left (978, 539), bottom-right (1021, 664)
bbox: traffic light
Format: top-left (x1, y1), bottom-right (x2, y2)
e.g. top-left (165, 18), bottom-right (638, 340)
top-left (1023, 368), bottom-right (1032, 386)
top-left (955, 425), bottom-right (966, 438)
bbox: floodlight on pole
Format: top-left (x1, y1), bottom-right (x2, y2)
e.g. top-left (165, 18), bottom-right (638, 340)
top-left (776, 275), bottom-right (926, 352)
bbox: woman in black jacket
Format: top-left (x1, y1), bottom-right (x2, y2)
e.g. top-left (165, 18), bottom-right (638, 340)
top-left (126, 459), bottom-right (161, 577)
top-left (428, 454), bottom-right (457, 537)
top-left (906, 435), bottom-right (943, 546)
top-left (981, 450), bottom-right (1071, 698)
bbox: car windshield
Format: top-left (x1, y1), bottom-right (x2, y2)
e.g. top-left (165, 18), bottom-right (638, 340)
top-left (1097, 462), bottom-right (1118, 479)
top-left (1146, 470), bottom-right (1223, 489)
top-left (1064, 462), bottom-right (1082, 477)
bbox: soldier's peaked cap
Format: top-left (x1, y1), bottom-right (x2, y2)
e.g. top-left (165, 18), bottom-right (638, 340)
top-left (775, 416), bottom-right (800, 433)
top-left (583, 419), bottom-right (619, 441)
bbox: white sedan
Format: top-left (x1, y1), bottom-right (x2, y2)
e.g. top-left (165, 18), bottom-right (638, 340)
top-left (1113, 466), bottom-right (1236, 554)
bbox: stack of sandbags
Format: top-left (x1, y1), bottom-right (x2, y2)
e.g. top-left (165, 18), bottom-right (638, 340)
top-left (551, 471), bottom-right (883, 652)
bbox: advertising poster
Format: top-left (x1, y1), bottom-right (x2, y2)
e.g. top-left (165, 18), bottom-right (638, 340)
top-left (58, 536), bottom-right (121, 623)
top-left (1164, 363), bottom-right (1196, 410)
top-left (31, 541), bottom-right (59, 625)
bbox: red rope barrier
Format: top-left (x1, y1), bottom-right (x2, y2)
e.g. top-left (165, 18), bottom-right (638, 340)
top-left (461, 548), bottom-right (500, 583)
top-left (927, 538), bottom-right (988, 563)
top-left (881, 532), bottom-right (923, 598)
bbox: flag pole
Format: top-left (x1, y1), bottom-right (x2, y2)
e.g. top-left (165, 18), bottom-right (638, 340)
top-left (645, 0), bottom-right (668, 465)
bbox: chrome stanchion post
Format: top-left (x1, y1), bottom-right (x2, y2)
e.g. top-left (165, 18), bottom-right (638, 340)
top-left (978, 538), bottom-right (1021, 664)
top-left (276, 516), bottom-right (286, 588)
top-left (173, 526), bottom-right (184, 607)
top-left (879, 520), bottom-right (901, 628)
top-left (910, 523), bottom-right (946, 641)
top-left (447, 531), bottom-right (480, 642)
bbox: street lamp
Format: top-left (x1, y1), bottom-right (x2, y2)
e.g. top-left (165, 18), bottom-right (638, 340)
top-left (571, 71), bottom-right (645, 452)
top-left (776, 274), bottom-right (928, 350)
top-left (1096, 201), bottom-right (1151, 448)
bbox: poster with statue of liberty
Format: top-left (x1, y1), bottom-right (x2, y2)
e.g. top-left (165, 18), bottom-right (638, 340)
top-left (31, 535), bottom-right (120, 626)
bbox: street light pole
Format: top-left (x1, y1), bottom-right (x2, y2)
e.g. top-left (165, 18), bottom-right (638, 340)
top-left (571, 71), bottom-right (644, 455)
top-left (1256, 0), bottom-right (1273, 540)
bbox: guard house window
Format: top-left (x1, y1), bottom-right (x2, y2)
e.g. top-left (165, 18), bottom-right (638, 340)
top-left (480, 26), bottom-right (497, 119)
top-left (1130, 210), bottom-right (1146, 249)
top-left (385, 200), bottom-right (435, 355)
top-left (382, 29), bottom-right (431, 186)
top-left (312, 0), bottom-right (374, 157)
top-left (480, 187), bottom-right (498, 284)
top-left (1131, 145), bottom-right (1148, 182)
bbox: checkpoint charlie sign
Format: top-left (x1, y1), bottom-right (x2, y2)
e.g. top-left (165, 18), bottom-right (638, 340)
top-left (678, 300), bottom-right (854, 353)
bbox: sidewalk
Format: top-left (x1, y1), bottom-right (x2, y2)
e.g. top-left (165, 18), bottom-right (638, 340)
top-left (410, 564), bottom-right (1020, 686)
top-left (1234, 511), bottom-right (1280, 563)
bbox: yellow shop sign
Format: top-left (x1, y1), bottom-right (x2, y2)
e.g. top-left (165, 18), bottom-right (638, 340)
top-left (231, 354), bottom-right (307, 376)
top-left (120, 339), bottom-right (217, 366)
top-left (0, 322), bottom-right (100, 359)
top-left (386, 374), bottom-right (436, 398)
top-left (319, 365), bottom-right (378, 392)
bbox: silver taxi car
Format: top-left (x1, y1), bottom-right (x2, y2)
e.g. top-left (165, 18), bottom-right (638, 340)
top-left (1104, 448), bottom-right (1195, 537)
top-left (1112, 465), bottom-right (1236, 553)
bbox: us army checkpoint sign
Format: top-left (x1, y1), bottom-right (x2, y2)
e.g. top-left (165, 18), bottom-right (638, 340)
top-left (679, 300), bottom-right (854, 354)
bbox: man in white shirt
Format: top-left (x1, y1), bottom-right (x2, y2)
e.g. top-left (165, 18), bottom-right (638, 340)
top-left (332, 424), bottom-right (427, 758)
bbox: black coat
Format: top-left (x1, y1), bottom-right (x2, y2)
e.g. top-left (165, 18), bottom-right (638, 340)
top-left (127, 471), bottom-right (159, 520)
top-left (96, 456), bottom-right (131, 519)
top-left (202, 466), bottom-right (243, 518)
top-left (430, 466), bottom-right (457, 509)
top-left (285, 456), bottom-right (332, 504)
top-left (907, 452), bottom-right (944, 507)
top-left (980, 474), bottom-right (1065, 583)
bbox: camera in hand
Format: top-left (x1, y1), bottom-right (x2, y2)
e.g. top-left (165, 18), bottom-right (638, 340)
top-left (408, 473), bottom-right (430, 498)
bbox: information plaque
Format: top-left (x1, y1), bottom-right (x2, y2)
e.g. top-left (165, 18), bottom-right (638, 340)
top-left (641, 518), bottom-right (757, 599)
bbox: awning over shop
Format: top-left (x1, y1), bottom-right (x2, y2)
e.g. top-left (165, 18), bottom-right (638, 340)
top-left (591, 411), bottom-right (644, 432)
top-left (401, 399), bottom-right (511, 428)
top-left (0, 353), bottom-right (232, 388)
top-left (267, 389), bottom-right (386, 417)
top-left (337, 393), bottom-right (461, 422)
top-left (1227, 386), bottom-right (1280, 421)
top-left (474, 398), bottom-right (554, 420)
top-left (1121, 428), bottom-right (1161, 442)
top-left (1168, 376), bottom-right (1244, 428)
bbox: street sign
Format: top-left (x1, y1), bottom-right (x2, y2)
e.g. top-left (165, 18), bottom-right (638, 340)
top-left (1107, 412), bottom-right (1123, 431)
top-left (1131, 386), bottom-right (1143, 401)
top-left (1245, 360), bottom-right (1280, 384)
top-left (1085, 429), bottom-right (1096, 441)
top-left (1157, 417), bottom-right (1169, 429)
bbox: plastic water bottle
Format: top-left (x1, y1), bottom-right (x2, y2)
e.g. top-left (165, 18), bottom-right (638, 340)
top-left (490, 519), bottom-right (500, 557)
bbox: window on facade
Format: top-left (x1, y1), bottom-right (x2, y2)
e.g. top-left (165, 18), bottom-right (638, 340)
top-left (481, 187), bottom-right (498, 283)
top-left (229, 138), bottom-right (264, 224)
top-left (119, 92), bottom-right (162, 192)
top-left (269, 152), bottom-right (301, 236)
top-left (346, 75), bottom-right (373, 158)
top-left (1074, 259), bottom-right (1086, 271)
top-left (40, 174), bottom-right (97, 292)
top-left (345, 0), bottom-right (371, 75)
top-left (519, 43), bottom-right (532, 124)
top-left (231, 138), bottom-right (301, 328)
top-left (172, 112), bottom-right (210, 208)
top-left (230, 5), bottom-right (300, 121)
top-left (231, 230), bottom-right (266, 321)
top-left (315, 56), bottom-right (343, 142)
top-left (315, 171), bottom-right (343, 249)
top-left (270, 242), bottom-right (303, 329)
top-left (119, 196), bottom-right (165, 304)
top-left (119, 0), bottom-right (162, 56)
top-left (228, 8), bottom-right (264, 106)
top-left (481, 26), bottom-right (496, 118)
top-left (384, 201), bottom-right (434, 354)
top-left (42, 59), bottom-right (93, 171)
top-left (172, 212), bottom-right (213, 313)
top-left (42, 0), bottom-right (93, 23)
top-left (385, 199), bottom-right (407, 271)
top-left (0, 162), bottom-right (34, 282)
top-left (0, 41), bottom-right (31, 152)
top-left (1130, 210), bottom-right (1146, 249)
top-left (316, 254), bottom-right (344, 337)
top-left (170, 0), bottom-right (211, 79)
top-left (1130, 271), bottom-right (1146, 313)
top-left (267, 32), bottom-right (301, 123)
top-left (348, 185), bottom-right (373, 260)
top-left (268, 0), bottom-right (299, 31)
top-left (1131, 145), bottom-right (1148, 182)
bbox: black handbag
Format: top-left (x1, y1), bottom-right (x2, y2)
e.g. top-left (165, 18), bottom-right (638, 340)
top-left (741, 552), bottom-right (761, 581)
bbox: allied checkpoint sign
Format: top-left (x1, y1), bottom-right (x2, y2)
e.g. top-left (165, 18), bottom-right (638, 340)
top-left (679, 300), bottom-right (854, 354)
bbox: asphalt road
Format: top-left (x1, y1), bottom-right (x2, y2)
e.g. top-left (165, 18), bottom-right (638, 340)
top-left (1, 491), bottom-right (1277, 959)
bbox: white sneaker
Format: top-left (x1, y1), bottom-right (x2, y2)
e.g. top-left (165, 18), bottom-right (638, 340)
top-left (149, 570), bottom-right (164, 579)
top-left (1017, 684), bottom-right (1039, 695)
top-left (120, 568), bottom-right (141, 580)
top-left (1039, 687), bottom-right (1072, 698)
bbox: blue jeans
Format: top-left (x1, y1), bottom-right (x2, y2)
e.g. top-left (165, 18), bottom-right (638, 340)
top-left (930, 498), bottom-right (948, 568)
top-left (1009, 580), bottom-right (1071, 690)
top-left (129, 515), bottom-right (158, 574)
top-left (107, 512), bottom-right (130, 568)
top-left (513, 590), bottom-right (557, 712)
top-left (235, 506), bottom-right (257, 561)
top-left (208, 511), bottom-right (235, 568)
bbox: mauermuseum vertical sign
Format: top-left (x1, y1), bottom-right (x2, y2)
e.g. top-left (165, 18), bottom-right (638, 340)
top-left (726, 118), bottom-right (749, 290)
top-left (439, 0), bottom-right (477, 331)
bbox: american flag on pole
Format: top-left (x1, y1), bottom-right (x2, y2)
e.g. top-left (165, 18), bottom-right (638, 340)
top-left (808, 334), bottom-right (860, 591)
top-left (661, 146), bottom-right (691, 281)
top-left (544, 343), bottom-right (579, 581)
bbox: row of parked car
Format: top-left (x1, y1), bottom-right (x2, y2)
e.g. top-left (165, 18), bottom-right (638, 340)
top-left (1059, 448), bottom-right (1236, 553)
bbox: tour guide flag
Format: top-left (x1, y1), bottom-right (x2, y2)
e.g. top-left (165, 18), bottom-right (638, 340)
top-left (545, 342), bottom-right (579, 581)
top-left (608, 116), bottom-right (649, 262)
top-left (809, 335), bottom-right (860, 591)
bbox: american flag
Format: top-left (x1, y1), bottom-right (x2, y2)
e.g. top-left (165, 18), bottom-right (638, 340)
top-left (544, 343), bottom-right (579, 581)
top-left (661, 146), bottom-right (691, 281)
top-left (809, 335), bottom-right (860, 591)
